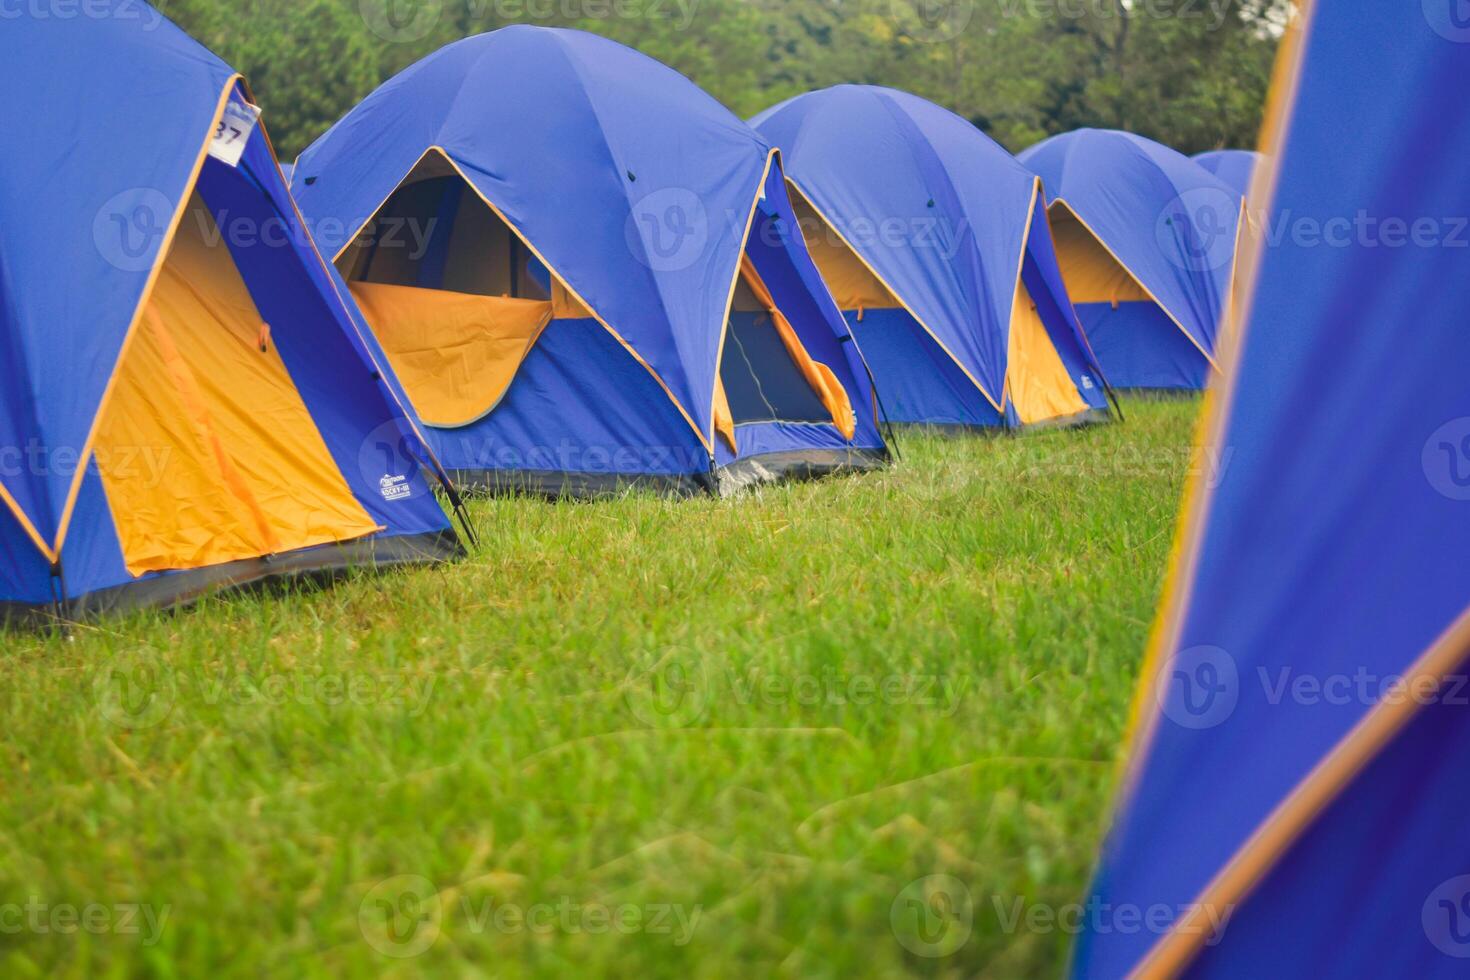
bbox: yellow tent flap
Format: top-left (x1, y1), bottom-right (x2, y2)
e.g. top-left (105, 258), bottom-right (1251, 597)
top-left (95, 192), bottom-right (381, 578)
top-left (738, 256), bottom-right (857, 441)
top-left (1049, 203), bottom-right (1151, 306)
top-left (1005, 278), bottom-right (1089, 425)
top-left (350, 282), bottom-right (552, 429)
top-left (552, 279), bottom-right (593, 320)
top-left (712, 378), bottom-right (737, 452)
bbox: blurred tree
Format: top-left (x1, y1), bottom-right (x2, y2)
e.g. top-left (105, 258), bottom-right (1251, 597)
top-left (158, 0), bottom-right (1289, 161)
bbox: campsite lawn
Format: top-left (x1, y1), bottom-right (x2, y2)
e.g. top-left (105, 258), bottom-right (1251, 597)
top-left (0, 397), bottom-right (1202, 978)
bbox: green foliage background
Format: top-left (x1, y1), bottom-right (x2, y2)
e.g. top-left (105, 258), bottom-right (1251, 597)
top-left (157, 0), bottom-right (1289, 162)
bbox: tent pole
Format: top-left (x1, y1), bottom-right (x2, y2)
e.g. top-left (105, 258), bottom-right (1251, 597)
top-left (844, 335), bottom-right (901, 462)
top-left (1104, 381), bottom-right (1127, 423)
top-left (48, 559), bottom-right (70, 634)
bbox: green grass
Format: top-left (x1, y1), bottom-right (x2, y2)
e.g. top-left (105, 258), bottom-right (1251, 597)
top-left (0, 397), bottom-right (1200, 978)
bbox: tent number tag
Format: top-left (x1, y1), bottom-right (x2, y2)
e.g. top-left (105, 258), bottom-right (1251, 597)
top-left (208, 98), bottom-right (261, 168)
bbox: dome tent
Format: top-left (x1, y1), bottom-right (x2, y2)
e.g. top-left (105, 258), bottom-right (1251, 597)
top-left (292, 28), bottom-right (888, 497)
top-left (1193, 149), bottom-right (1264, 197)
top-left (1020, 129), bottom-right (1244, 392)
top-left (753, 86), bottom-right (1114, 432)
top-left (0, 3), bottom-right (462, 620)
top-left (1073, 4), bottom-right (1470, 977)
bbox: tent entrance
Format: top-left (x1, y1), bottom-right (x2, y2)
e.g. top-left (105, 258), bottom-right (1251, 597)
top-left (714, 256), bottom-right (856, 450)
top-left (1005, 278), bottom-right (1090, 424)
top-left (95, 192), bottom-right (380, 578)
top-left (339, 157), bottom-right (582, 429)
top-left (791, 182), bottom-right (1090, 427)
top-left (1050, 201), bottom-right (1211, 390)
top-left (1048, 203), bottom-right (1152, 307)
top-left (787, 189), bottom-right (902, 314)
top-left (721, 271), bottom-right (831, 425)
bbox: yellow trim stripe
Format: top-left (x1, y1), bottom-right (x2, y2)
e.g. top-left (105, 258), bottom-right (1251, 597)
top-left (339, 146), bottom-right (712, 457)
top-left (785, 178), bottom-right (1005, 414)
top-left (1047, 198), bottom-right (1222, 375)
top-left (1138, 614), bottom-right (1470, 980)
top-left (709, 149), bottom-right (779, 448)
top-left (50, 77), bottom-right (243, 561)
top-left (0, 480), bottom-right (52, 562)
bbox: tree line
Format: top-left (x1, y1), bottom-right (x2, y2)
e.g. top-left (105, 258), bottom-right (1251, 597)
top-left (157, 0), bottom-right (1290, 162)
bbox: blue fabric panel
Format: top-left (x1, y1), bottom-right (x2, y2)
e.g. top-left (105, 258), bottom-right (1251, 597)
top-left (1193, 150), bottom-right (1262, 197)
top-left (526, 255), bottom-right (552, 295)
top-left (418, 179), bottom-right (463, 290)
top-left (1020, 129), bottom-right (1237, 364)
top-left (295, 27), bottom-right (775, 442)
top-left (0, 1), bottom-right (237, 545)
top-left (848, 309), bottom-right (1002, 428)
top-left (0, 504), bottom-right (53, 606)
top-left (1076, 302), bottom-right (1210, 391)
top-left (730, 420), bottom-right (867, 461)
top-left (1074, 7), bottom-right (1470, 977)
top-left (55, 463), bottom-right (131, 599)
top-left (424, 318), bottom-right (708, 479)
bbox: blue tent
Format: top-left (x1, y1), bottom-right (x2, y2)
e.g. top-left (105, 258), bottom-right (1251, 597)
top-left (752, 86), bottom-right (1113, 431)
top-left (1020, 129), bottom-right (1243, 391)
top-left (0, 2), bottom-right (461, 619)
top-left (1192, 149), bottom-right (1263, 197)
top-left (292, 28), bottom-right (887, 496)
top-left (1074, 5), bottom-right (1470, 977)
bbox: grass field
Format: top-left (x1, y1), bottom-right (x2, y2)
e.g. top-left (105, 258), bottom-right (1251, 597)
top-left (0, 397), bottom-right (1203, 978)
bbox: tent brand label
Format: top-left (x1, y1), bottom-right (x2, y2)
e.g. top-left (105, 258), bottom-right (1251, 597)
top-left (379, 474), bottom-right (413, 502)
top-left (208, 98), bottom-right (261, 168)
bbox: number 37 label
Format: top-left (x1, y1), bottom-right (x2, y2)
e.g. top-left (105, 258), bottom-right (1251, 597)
top-left (208, 97), bottom-right (261, 168)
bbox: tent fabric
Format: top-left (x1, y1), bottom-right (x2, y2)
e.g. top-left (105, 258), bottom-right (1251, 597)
top-left (293, 28), bottom-right (886, 495)
top-left (752, 85), bottom-right (1110, 430)
top-left (790, 194), bottom-right (903, 314)
top-left (1192, 149), bottom-right (1263, 197)
top-left (1020, 128), bottom-right (1241, 391)
top-left (841, 309), bottom-right (1004, 430)
top-left (736, 257), bottom-right (857, 440)
top-left (0, 2), bottom-right (459, 617)
top-left (1072, 5), bottom-right (1470, 978)
top-left (1046, 201), bottom-right (1211, 390)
